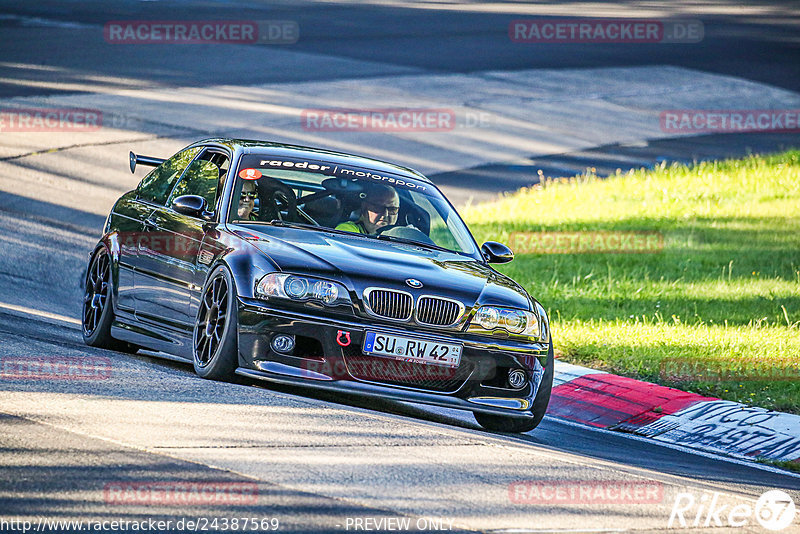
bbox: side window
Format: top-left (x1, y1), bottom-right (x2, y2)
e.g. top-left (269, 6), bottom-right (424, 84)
top-left (410, 192), bottom-right (463, 252)
top-left (136, 146), bottom-right (201, 205)
top-left (168, 150), bottom-right (229, 214)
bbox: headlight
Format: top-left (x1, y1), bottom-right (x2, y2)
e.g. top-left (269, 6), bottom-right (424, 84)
top-left (474, 306), bottom-right (500, 329)
top-left (469, 305), bottom-right (541, 340)
top-left (285, 276), bottom-right (309, 299)
top-left (256, 273), bottom-right (349, 306)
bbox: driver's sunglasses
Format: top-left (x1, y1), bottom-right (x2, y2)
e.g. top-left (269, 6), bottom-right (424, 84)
top-left (240, 191), bottom-right (258, 201)
top-left (366, 202), bottom-right (399, 216)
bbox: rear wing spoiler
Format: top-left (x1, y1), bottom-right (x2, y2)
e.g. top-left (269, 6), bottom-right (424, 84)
top-left (129, 151), bottom-right (165, 173)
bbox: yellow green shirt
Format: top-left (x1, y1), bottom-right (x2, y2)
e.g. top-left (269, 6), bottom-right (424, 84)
top-left (335, 220), bottom-right (368, 234)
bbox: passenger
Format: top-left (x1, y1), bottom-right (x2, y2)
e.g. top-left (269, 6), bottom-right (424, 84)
top-left (336, 184), bottom-right (399, 234)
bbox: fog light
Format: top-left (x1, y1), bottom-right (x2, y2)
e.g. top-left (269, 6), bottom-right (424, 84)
top-left (508, 369), bottom-right (527, 389)
top-left (271, 334), bottom-right (295, 354)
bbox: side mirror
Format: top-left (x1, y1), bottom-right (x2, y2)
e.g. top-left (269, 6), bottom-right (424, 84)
top-left (481, 241), bottom-right (514, 264)
top-left (172, 195), bottom-right (213, 220)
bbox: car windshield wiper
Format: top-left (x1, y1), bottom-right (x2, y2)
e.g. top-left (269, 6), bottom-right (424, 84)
top-left (374, 233), bottom-right (451, 253)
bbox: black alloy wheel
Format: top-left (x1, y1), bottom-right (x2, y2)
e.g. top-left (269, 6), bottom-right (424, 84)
top-left (82, 250), bottom-right (111, 338)
top-left (193, 266), bottom-right (238, 379)
top-left (82, 248), bottom-right (136, 352)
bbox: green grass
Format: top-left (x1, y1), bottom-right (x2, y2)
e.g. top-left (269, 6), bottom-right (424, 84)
top-left (462, 151), bottom-right (800, 414)
top-left (758, 458), bottom-right (800, 474)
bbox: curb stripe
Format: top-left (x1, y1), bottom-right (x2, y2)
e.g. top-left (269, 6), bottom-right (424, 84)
top-left (548, 373), bottom-right (714, 428)
top-left (552, 359), bottom-right (606, 387)
top-left (549, 365), bottom-right (800, 462)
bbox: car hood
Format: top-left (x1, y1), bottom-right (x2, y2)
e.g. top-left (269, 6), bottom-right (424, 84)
top-left (238, 225), bottom-right (532, 310)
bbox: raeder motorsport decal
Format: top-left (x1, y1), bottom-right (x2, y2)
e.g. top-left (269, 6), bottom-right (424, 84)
top-left (256, 159), bottom-right (428, 192)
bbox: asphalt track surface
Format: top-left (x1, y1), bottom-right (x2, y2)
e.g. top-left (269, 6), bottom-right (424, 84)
top-left (1, 0), bottom-right (800, 95)
top-left (1, 1), bottom-right (799, 532)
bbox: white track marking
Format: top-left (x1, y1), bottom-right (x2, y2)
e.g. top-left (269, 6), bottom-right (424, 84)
top-left (0, 301), bottom-right (80, 326)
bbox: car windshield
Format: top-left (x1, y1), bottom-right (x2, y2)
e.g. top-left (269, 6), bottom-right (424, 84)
top-left (228, 156), bottom-right (480, 257)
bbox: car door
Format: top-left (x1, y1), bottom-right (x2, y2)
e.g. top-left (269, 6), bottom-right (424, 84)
top-left (113, 198), bottom-right (152, 313)
top-left (130, 145), bottom-right (202, 327)
top-left (134, 147), bottom-right (230, 329)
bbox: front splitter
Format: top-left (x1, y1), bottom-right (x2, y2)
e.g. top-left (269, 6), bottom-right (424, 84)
top-left (235, 366), bottom-right (535, 419)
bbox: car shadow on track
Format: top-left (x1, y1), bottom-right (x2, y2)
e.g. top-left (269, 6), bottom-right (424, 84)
top-left (228, 366), bottom-right (800, 492)
top-left (3, 313), bottom-right (797, 492)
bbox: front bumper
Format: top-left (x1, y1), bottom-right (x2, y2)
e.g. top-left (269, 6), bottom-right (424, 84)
top-left (236, 298), bottom-right (551, 418)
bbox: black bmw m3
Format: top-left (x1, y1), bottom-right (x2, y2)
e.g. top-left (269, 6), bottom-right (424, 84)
top-left (82, 138), bottom-right (552, 433)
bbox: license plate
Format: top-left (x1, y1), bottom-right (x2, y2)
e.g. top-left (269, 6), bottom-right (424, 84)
top-left (362, 332), bottom-right (462, 368)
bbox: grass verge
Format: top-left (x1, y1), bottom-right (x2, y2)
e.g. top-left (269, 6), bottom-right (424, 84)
top-left (462, 151), bottom-right (800, 414)
top-left (758, 458), bottom-right (800, 474)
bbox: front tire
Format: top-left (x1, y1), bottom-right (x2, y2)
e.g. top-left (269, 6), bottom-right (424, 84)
top-left (193, 265), bottom-right (238, 380)
top-left (474, 344), bottom-right (554, 433)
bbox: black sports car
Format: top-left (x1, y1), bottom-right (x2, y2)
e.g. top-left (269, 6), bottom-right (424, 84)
top-left (82, 138), bottom-right (552, 432)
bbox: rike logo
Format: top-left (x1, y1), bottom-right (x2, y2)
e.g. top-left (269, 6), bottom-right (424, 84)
top-left (668, 490), bottom-right (796, 531)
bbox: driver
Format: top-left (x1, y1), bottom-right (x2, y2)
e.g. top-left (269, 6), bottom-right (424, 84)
top-left (336, 184), bottom-right (399, 234)
top-left (237, 181), bottom-right (259, 220)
